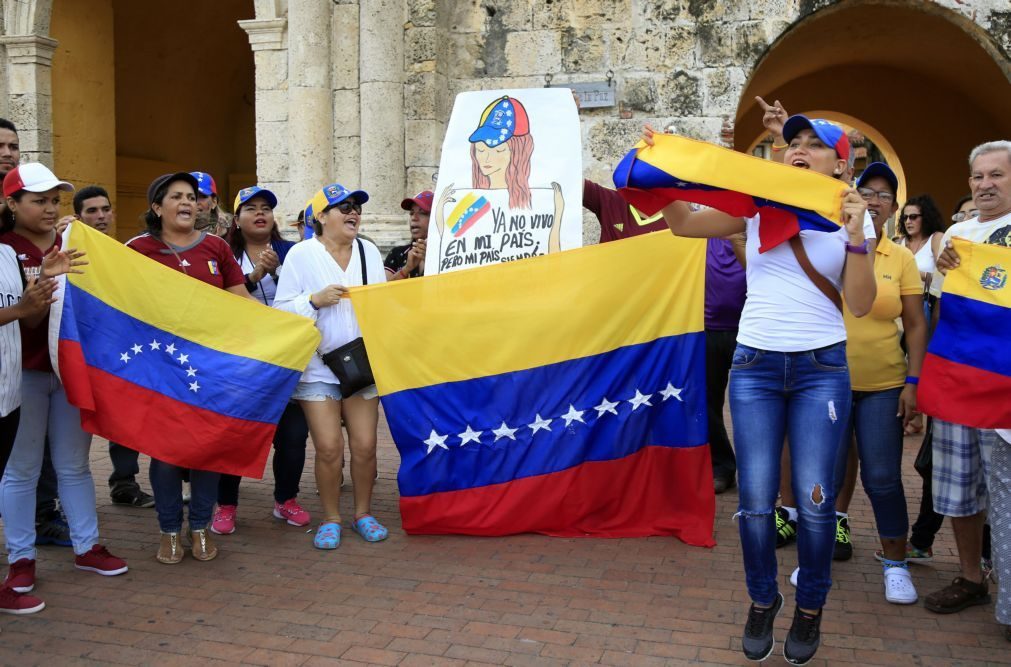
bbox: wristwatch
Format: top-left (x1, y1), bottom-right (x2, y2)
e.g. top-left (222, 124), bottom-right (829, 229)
top-left (845, 240), bottom-right (869, 254)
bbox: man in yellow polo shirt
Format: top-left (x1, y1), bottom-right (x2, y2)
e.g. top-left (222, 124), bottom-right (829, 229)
top-left (837, 162), bottom-right (928, 604)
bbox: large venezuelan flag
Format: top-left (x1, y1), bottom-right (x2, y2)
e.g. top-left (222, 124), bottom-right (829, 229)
top-left (50, 222), bottom-right (320, 478)
top-left (352, 232), bottom-right (714, 545)
top-left (920, 238), bottom-right (1011, 428)
top-left (613, 134), bottom-right (847, 252)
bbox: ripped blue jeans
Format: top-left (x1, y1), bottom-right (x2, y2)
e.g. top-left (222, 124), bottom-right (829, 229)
top-left (729, 342), bottom-right (851, 610)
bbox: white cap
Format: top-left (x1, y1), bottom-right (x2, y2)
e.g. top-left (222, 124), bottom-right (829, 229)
top-left (2, 162), bottom-right (74, 197)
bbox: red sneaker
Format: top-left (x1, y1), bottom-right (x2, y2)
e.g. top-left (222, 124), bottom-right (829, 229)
top-left (74, 545), bottom-right (128, 576)
top-left (0, 584), bottom-right (44, 614)
top-left (5, 559), bottom-right (36, 593)
top-left (273, 498), bottom-right (311, 527)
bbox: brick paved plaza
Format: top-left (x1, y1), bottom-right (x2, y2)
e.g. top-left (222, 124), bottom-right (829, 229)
top-left (0, 411), bottom-right (1005, 666)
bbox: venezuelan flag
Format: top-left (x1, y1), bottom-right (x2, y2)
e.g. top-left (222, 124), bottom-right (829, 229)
top-left (352, 232), bottom-right (714, 544)
top-left (50, 223), bottom-right (320, 478)
top-left (920, 238), bottom-right (1011, 428)
top-left (448, 192), bottom-right (491, 237)
top-left (613, 134), bottom-right (847, 252)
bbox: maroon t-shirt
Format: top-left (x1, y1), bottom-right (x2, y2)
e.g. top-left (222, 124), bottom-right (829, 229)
top-left (583, 179), bottom-right (668, 243)
top-left (0, 230), bottom-right (60, 371)
top-left (127, 232), bottom-right (244, 290)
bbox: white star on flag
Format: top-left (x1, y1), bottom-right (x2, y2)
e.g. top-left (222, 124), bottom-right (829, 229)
top-left (120, 352), bottom-right (130, 363)
top-left (177, 353), bottom-right (189, 364)
top-left (186, 367), bottom-right (197, 377)
top-left (188, 381), bottom-right (200, 392)
top-left (149, 340), bottom-right (161, 350)
top-left (165, 343), bottom-right (177, 355)
top-left (660, 383), bottom-right (684, 402)
top-left (131, 344), bottom-right (143, 355)
top-left (528, 414), bottom-right (552, 434)
top-left (423, 430), bottom-right (449, 454)
top-left (458, 425), bottom-right (482, 446)
top-left (628, 389), bottom-right (653, 411)
top-left (594, 397), bottom-right (619, 417)
top-left (492, 421), bottom-right (518, 442)
top-left (560, 404), bottom-right (585, 427)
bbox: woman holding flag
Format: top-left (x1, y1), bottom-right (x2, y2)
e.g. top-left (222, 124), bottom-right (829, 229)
top-left (0, 163), bottom-right (128, 608)
top-left (643, 114), bottom-right (876, 664)
top-left (127, 172), bottom-right (250, 564)
top-left (274, 183), bottom-right (387, 550)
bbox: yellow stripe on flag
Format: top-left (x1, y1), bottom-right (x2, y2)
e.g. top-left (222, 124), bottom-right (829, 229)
top-left (351, 232), bottom-right (705, 395)
top-left (943, 237), bottom-right (1011, 308)
top-left (65, 222), bottom-right (320, 370)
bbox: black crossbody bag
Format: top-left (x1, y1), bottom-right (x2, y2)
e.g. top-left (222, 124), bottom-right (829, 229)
top-left (319, 239), bottom-right (375, 398)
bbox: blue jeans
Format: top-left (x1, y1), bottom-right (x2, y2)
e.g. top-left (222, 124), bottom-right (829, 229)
top-left (149, 460), bottom-right (218, 533)
top-left (834, 387), bottom-right (908, 540)
top-left (0, 371), bottom-right (99, 561)
top-left (730, 342), bottom-right (851, 610)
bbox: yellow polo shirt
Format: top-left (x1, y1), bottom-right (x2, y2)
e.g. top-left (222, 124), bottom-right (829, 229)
top-left (843, 236), bottom-right (922, 391)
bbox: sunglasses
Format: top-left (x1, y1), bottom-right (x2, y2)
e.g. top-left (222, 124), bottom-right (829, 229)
top-left (951, 210), bottom-right (979, 223)
top-left (328, 200), bottom-right (362, 215)
top-left (901, 213), bottom-right (922, 221)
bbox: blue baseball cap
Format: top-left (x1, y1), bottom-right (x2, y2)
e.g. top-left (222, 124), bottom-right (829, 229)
top-left (856, 162), bottom-right (898, 195)
top-left (190, 171), bottom-right (217, 196)
top-left (468, 96), bottom-right (530, 147)
top-left (782, 115), bottom-right (851, 162)
top-left (233, 185), bottom-right (278, 211)
top-left (310, 183), bottom-right (369, 217)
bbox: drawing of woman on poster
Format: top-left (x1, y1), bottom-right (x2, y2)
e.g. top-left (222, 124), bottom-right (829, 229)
top-left (434, 96), bottom-right (564, 264)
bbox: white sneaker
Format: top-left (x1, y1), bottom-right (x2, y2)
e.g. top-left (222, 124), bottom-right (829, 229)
top-left (883, 567), bottom-right (917, 604)
top-left (789, 566), bottom-right (799, 588)
top-left (182, 481), bottom-right (191, 504)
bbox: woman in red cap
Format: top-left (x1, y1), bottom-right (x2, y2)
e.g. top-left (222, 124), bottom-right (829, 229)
top-left (0, 163), bottom-right (128, 611)
top-left (127, 172), bottom-right (250, 565)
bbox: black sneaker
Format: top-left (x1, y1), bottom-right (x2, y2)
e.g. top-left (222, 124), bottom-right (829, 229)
top-left (784, 606), bottom-right (822, 665)
top-left (833, 515), bottom-right (853, 561)
top-left (742, 592), bottom-right (783, 661)
top-left (775, 507), bottom-right (797, 548)
top-left (111, 483), bottom-right (155, 508)
top-left (35, 513), bottom-right (72, 547)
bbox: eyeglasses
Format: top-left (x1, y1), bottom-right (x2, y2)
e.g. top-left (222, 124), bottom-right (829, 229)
top-left (901, 213), bottom-right (922, 222)
top-left (951, 210), bottom-right (979, 223)
top-left (329, 201), bottom-right (362, 215)
top-left (857, 187), bottom-right (895, 204)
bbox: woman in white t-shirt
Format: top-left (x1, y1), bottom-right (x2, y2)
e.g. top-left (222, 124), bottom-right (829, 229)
top-left (274, 183), bottom-right (387, 551)
top-left (895, 194), bottom-right (945, 291)
top-left (644, 115), bottom-right (876, 664)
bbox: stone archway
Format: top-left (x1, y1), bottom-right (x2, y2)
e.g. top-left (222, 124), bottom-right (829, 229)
top-left (734, 0), bottom-right (1011, 216)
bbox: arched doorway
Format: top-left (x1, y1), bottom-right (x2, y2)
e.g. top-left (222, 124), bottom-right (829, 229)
top-left (735, 0), bottom-right (1011, 219)
top-left (51, 0), bottom-right (256, 240)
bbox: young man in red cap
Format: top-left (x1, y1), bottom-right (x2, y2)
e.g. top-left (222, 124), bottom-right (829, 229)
top-left (385, 190), bottom-right (433, 280)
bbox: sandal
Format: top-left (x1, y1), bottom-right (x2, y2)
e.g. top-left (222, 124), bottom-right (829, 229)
top-left (924, 577), bottom-right (991, 614)
top-left (352, 514), bottom-right (388, 542)
top-left (313, 522), bottom-right (341, 550)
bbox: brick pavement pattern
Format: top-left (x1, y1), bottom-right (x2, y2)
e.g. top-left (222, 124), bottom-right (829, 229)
top-left (0, 409), bottom-right (1006, 666)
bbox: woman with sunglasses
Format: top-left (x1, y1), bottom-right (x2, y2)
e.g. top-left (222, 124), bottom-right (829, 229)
top-left (210, 187), bottom-right (311, 535)
top-left (644, 110), bottom-right (876, 664)
top-left (895, 195), bottom-right (945, 292)
top-left (274, 184), bottom-right (387, 550)
top-left (127, 172), bottom-right (251, 564)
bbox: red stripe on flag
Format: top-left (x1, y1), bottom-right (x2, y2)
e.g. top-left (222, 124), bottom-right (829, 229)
top-left (919, 352), bottom-right (1011, 428)
top-left (399, 444), bottom-right (716, 545)
top-left (59, 340), bottom-right (275, 478)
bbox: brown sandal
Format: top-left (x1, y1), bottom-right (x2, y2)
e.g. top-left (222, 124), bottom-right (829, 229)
top-left (924, 577), bottom-right (991, 614)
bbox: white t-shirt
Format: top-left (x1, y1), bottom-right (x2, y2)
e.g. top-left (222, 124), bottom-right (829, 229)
top-left (0, 245), bottom-right (23, 417)
top-left (737, 212), bottom-right (876, 352)
top-left (929, 211), bottom-right (1011, 298)
top-left (239, 251), bottom-right (278, 306)
top-left (273, 237), bottom-right (386, 385)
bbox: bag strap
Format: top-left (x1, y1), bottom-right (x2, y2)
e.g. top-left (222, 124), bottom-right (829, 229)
top-left (788, 235), bottom-right (842, 312)
top-left (357, 238), bottom-right (367, 286)
top-left (157, 235), bottom-right (190, 275)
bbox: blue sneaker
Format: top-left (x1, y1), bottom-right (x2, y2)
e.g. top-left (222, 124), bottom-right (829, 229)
top-left (36, 513), bottom-right (72, 547)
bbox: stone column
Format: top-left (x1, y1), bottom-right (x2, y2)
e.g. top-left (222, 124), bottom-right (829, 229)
top-left (0, 35), bottom-right (58, 165)
top-left (359, 0), bottom-right (406, 248)
top-left (287, 0), bottom-right (333, 208)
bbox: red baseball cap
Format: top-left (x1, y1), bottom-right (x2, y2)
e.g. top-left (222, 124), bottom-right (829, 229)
top-left (3, 163), bottom-right (74, 198)
top-left (400, 190), bottom-right (434, 213)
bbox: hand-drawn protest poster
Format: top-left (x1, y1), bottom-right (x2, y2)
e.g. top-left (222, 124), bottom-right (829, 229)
top-left (425, 89), bottom-right (583, 275)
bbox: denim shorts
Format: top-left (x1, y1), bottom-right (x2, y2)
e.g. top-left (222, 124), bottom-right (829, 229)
top-left (290, 381), bottom-right (342, 402)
